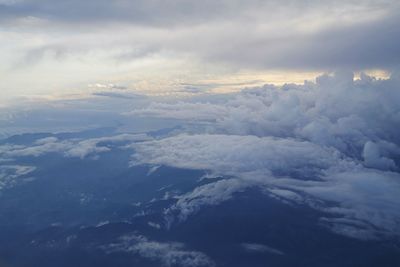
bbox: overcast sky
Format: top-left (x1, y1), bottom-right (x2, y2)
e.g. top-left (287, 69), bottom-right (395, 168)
top-left (1, 0), bottom-right (399, 100)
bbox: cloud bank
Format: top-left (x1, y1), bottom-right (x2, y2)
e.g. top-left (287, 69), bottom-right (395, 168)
top-left (1, 71), bottom-right (399, 240)
top-left (130, 72), bottom-right (400, 239)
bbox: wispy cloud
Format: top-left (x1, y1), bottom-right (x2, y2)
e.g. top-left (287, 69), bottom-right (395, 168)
top-left (1, 133), bottom-right (151, 159)
top-left (104, 233), bottom-right (215, 267)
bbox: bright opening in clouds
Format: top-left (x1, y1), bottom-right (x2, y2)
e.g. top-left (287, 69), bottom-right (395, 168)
top-left (0, 1), bottom-right (400, 267)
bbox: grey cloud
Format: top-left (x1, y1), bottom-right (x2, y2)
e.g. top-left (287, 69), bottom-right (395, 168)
top-left (265, 13), bottom-right (400, 70)
top-left (92, 92), bottom-right (140, 99)
top-left (0, 0), bottom-right (253, 26)
top-left (362, 140), bottom-right (400, 170)
top-left (3, 1), bottom-right (400, 71)
top-left (167, 11), bottom-right (400, 71)
top-left (176, 80), bottom-right (265, 94)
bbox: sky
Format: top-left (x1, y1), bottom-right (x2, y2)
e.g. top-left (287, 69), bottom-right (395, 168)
top-left (1, 0), bottom-right (399, 102)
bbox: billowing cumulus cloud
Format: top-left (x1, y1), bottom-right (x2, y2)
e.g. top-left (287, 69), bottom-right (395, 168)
top-left (129, 72), bottom-right (400, 239)
top-left (132, 72), bottom-right (400, 165)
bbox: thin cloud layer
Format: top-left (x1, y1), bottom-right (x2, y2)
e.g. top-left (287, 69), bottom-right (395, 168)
top-left (132, 134), bottom-right (345, 177)
top-left (0, 133), bottom-right (151, 159)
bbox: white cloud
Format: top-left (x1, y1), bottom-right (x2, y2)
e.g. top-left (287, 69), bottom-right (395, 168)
top-left (131, 72), bottom-right (400, 170)
top-left (130, 72), bottom-right (400, 239)
top-left (4, 138), bottom-right (71, 157)
top-left (104, 234), bottom-right (215, 267)
top-left (64, 134), bottom-right (151, 158)
top-left (241, 243), bottom-right (284, 255)
top-left (132, 134), bottom-right (345, 176)
top-left (1, 133), bottom-right (151, 159)
top-left (135, 133), bottom-right (400, 239)
top-left (164, 178), bottom-right (254, 225)
top-left (288, 170), bottom-right (400, 238)
top-left (0, 164), bottom-right (36, 191)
